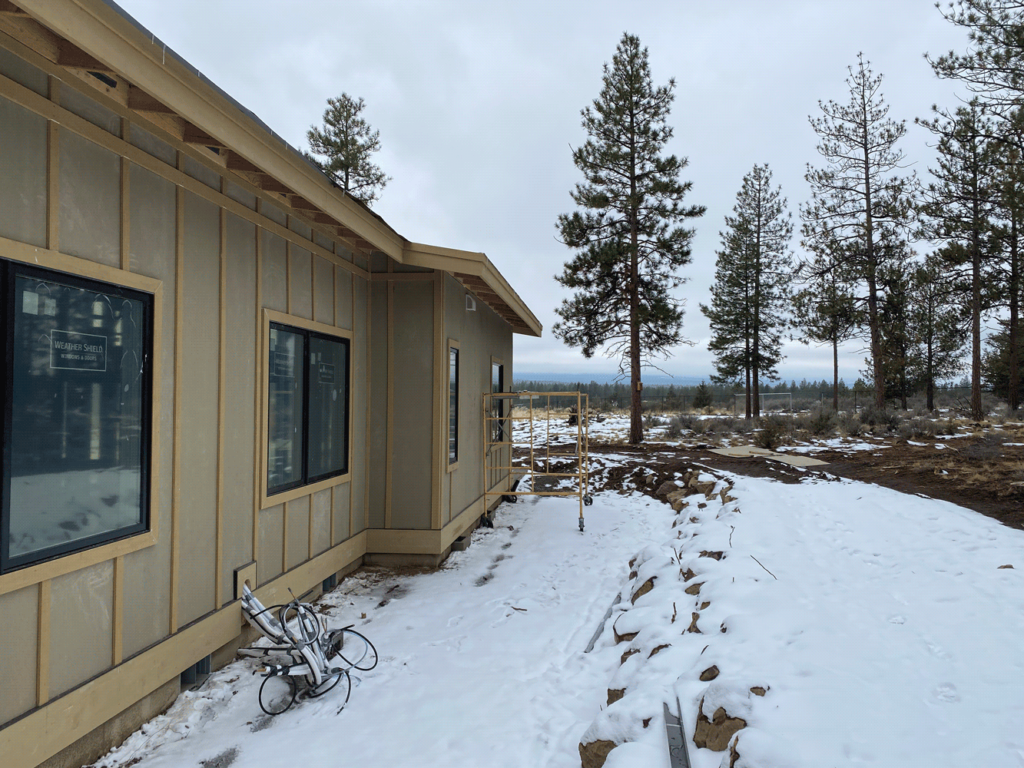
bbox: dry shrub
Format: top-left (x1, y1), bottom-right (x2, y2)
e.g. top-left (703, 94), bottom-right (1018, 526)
top-left (859, 405), bottom-right (901, 433)
top-left (795, 408), bottom-right (836, 437)
top-left (965, 433), bottom-right (1007, 462)
top-left (754, 415), bottom-right (790, 450)
top-left (898, 417), bottom-right (936, 441)
top-left (837, 411), bottom-right (862, 437)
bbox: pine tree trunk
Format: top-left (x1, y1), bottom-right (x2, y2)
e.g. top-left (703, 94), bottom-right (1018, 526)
top-left (1009, 216), bottom-right (1020, 412)
top-left (971, 203), bottom-right (983, 421)
top-left (832, 337), bottom-right (839, 412)
top-left (862, 136), bottom-right (885, 411)
top-left (744, 352), bottom-right (751, 419)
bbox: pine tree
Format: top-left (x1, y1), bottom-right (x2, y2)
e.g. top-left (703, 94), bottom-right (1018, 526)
top-left (554, 33), bottom-right (705, 444)
top-left (912, 256), bottom-right (967, 411)
top-left (983, 317), bottom-right (1024, 400)
top-left (802, 54), bottom-right (916, 411)
top-left (307, 93), bottom-right (390, 206)
top-left (701, 164), bottom-right (793, 417)
top-left (929, 1), bottom-right (1024, 127)
top-left (792, 237), bottom-right (860, 412)
top-left (918, 101), bottom-right (998, 420)
top-left (691, 381), bottom-right (713, 410)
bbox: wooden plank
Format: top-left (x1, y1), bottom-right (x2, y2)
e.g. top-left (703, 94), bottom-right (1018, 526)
top-left (170, 181), bottom-right (184, 633)
top-left (225, 151), bottom-right (261, 174)
top-left (289, 196), bottom-right (320, 212)
top-left (253, 213), bottom-right (263, 582)
top-left (432, 272), bottom-right (443, 529)
top-left (216, 206), bottom-right (226, 608)
top-left (385, 280), bottom-right (393, 529)
top-left (57, 39), bottom-right (114, 73)
top-left (255, 175), bottom-right (292, 195)
top-left (36, 580), bottom-right (50, 706)
top-left (112, 556), bottom-right (124, 665)
top-left (182, 122), bottom-right (225, 148)
top-left (45, 82), bottom-right (58, 251)
top-left (120, 138), bottom-right (130, 271)
top-left (0, 1), bottom-right (29, 16)
top-left (127, 85), bottom-right (174, 114)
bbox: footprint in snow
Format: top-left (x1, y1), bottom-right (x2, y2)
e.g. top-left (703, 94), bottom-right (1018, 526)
top-left (933, 683), bottom-right (960, 703)
top-left (888, 615), bottom-right (906, 625)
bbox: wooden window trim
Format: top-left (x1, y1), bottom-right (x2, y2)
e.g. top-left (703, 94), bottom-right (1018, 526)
top-left (259, 308), bottom-right (352, 510)
top-left (0, 237), bottom-right (162, 596)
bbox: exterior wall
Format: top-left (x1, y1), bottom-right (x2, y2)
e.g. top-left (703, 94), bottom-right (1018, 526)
top-left (0, 41), bottom-right (376, 767)
top-left (442, 274), bottom-right (514, 526)
top-left (0, 22), bottom-right (525, 768)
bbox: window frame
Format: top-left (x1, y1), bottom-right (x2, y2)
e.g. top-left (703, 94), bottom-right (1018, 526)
top-left (261, 310), bottom-right (352, 507)
top-left (0, 259), bottom-right (156, 575)
top-left (447, 339), bottom-right (460, 471)
top-left (490, 358), bottom-right (505, 445)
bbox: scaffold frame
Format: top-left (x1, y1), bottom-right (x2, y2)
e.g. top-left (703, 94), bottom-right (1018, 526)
top-left (483, 391), bottom-right (592, 531)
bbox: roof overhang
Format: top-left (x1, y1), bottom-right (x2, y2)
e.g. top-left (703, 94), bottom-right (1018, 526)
top-left (404, 243), bottom-right (542, 337)
top-left (7, 0), bottom-right (542, 337)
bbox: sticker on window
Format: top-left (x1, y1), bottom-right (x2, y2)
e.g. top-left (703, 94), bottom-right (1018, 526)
top-left (317, 362), bottom-right (335, 383)
top-left (50, 330), bottom-right (107, 371)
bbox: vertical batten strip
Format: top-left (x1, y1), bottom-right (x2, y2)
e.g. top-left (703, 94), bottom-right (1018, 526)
top-left (431, 272), bottom-right (442, 530)
top-left (36, 580), bottom-right (51, 706)
top-left (45, 78), bottom-right (59, 253)
top-left (112, 556), bottom-right (124, 665)
top-left (120, 120), bottom-right (130, 272)
top-left (253, 210), bottom-right (263, 583)
top-left (285, 240), bottom-right (292, 315)
top-left (385, 281), bottom-right (393, 529)
top-left (364, 274), bottom-right (371, 531)
top-left (349, 266), bottom-right (355, 539)
top-left (215, 206), bottom-right (227, 608)
top-left (170, 178), bottom-right (185, 633)
top-left (282, 499), bottom-right (289, 574)
top-left (308, 495), bottom-right (314, 560)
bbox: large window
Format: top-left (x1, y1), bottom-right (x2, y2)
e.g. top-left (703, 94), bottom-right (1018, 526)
top-left (267, 322), bottom-right (349, 495)
top-left (448, 343), bottom-right (459, 466)
top-left (1, 261), bottom-right (153, 573)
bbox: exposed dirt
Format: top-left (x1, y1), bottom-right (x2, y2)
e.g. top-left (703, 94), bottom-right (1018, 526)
top-left (587, 433), bottom-right (1024, 532)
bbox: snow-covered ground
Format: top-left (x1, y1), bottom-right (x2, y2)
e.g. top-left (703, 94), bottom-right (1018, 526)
top-left (90, 460), bottom-right (1024, 768)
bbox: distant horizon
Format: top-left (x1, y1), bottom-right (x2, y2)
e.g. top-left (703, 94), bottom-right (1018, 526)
top-left (512, 370), bottom-right (873, 387)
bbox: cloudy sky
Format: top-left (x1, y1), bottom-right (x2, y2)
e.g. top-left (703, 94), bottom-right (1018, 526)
top-left (123, 0), bottom-right (974, 383)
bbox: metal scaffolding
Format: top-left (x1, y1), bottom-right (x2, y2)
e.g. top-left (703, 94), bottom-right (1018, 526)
top-left (483, 391), bottom-right (592, 531)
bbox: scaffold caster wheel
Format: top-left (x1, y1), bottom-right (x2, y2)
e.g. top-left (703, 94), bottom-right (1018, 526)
top-left (579, 517), bottom-right (585, 532)
top-left (583, 495), bottom-right (593, 507)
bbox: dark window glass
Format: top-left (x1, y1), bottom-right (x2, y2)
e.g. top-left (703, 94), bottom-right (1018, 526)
top-left (267, 323), bottom-right (349, 495)
top-left (491, 362), bottom-right (504, 443)
top-left (2, 263), bottom-right (151, 572)
top-left (448, 347), bottom-right (459, 464)
top-left (308, 335), bottom-right (348, 480)
top-left (267, 326), bottom-right (304, 492)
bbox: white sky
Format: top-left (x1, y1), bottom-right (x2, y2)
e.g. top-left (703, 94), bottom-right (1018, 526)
top-left (121, 0), bottom-right (974, 383)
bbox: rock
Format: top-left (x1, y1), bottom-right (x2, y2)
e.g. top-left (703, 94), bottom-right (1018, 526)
top-left (687, 612), bottom-right (702, 634)
top-left (614, 629), bottom-right (638, 644)
top-left (689, 516), bottom-right (699, 523)
top-left (607, 688), bottom-right (625, 705)
top-left (719, 486), bottom-right (734, 503)
top-left (700, 601), bottom-right (711, 610)
top-left (696, 480), bottom-right (717, 497)
top-left (750, 686), bottom-right (768, 697)
top-left (692, 698), bottom-right (747, 752)
top-left (628, 570), bottom-right (638, 580)
top-left (620, 648), bottom-right (639, 665)
top-left (685, 582), bottom-right (703, 595)
top-left (700, 665), bottom-right (720, 681)
top-left (681, 568), bottom-right (697, 581)
top-left (670, 497), bottom-right (689, 513)
top-left (579, 739), bottom-right (617, 768)
top-left (700, 550), bottom-right (724, 561)
top-left (656, 480), bottom-right (680, 497)
top-left (642, 717), bottom-right (651, 729)
top-left (728, 735), bottom-right (742, 767)
top-left (631, 577), bottom-right (655, 604)
top-left (697, 502), bottom-right (708, 509)
top-left (649, 644), bottom-right (670, 658)
top-left (998, 564), bottom-right (1014, 569)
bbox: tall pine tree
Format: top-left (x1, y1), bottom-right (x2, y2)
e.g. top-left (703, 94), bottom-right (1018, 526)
top-left (918, 101), bottom-right (998, 420)
top-left (802, 54), bottom-right (916, 411)
top-left (555, 33), bottom-right (705, 443)
top-left (701, 164), bottom-right (793, 417)
top-left (792, 238), bottom-right (861, 412)
top-left (307, 93), bottom-right (390, 207)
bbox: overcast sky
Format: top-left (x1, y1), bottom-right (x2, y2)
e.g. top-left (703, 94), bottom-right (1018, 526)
top-left (124, 0), bottom-right (976, 384)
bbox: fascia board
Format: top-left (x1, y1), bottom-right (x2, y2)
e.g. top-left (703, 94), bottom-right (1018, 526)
top-left (20, 0), bottom-right (406, 262)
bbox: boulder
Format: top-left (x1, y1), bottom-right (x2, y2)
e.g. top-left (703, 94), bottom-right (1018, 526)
top-left (631, 577), bottom-right (655, 604)
top-left (750, 686), bottom-right (768, 697)
top-left (699, 550), bottom-right (724, 561)
top-left (687, 612), bottom-right (702, 634)
top-left (685, 581), bottom-right (703, 596)
top-left (579, 739), bottom-right (617, 768)
top-left (700, 665), bottom-right (720, 681)
top-left (681, 567), bottom-right (697, 581)
top-left (655, 480), bottom-right (680, 498)
top-left (692, 697), bottom-right (747, 752)
top-left (620, 648), bottom-right (639, 665)
top-left (998, 564), bottom-right (1014, 569)
top-left (607, 688), bottom-right (624, 705)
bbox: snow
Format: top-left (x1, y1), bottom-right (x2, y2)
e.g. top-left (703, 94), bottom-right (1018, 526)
top-left (89, 457), bottom-right (1024, 768)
